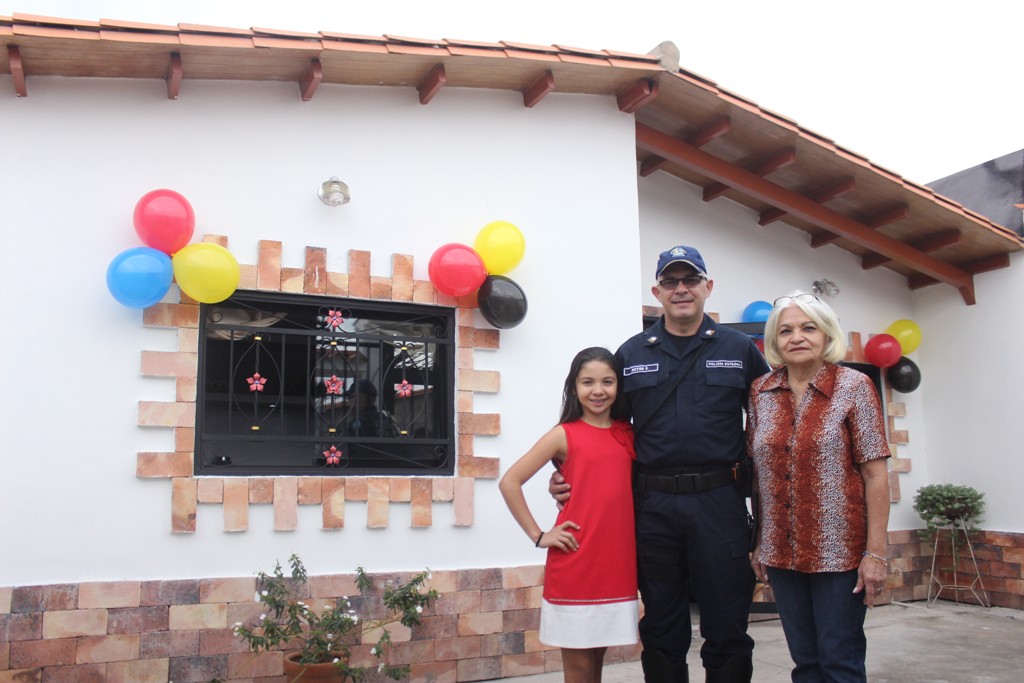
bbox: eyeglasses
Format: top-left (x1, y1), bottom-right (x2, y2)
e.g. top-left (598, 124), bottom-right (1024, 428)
top-left (773, 293), bottom-right (820, 307)
top-left (658, 275), bottom-right (706, 290)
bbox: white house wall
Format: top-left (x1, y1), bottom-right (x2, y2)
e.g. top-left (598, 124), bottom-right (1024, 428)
top-left (0, 78), bottom-right (642, 585)
top-left (914, 254), bottom-right (1024, 532)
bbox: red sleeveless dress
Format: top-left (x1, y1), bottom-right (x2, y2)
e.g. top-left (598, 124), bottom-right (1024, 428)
top-left (540, 420), bottom-right (639, 648)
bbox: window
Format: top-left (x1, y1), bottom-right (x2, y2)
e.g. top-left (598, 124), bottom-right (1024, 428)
top-left (194, 290), bottom-right (454, 476)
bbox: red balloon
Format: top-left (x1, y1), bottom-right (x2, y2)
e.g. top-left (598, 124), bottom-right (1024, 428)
top-left (428, 243), bottom-right (487, 297)
top-left (865, 333), bottom-right (902, 369)
top-left (133, 189), bottom-right (196, 255)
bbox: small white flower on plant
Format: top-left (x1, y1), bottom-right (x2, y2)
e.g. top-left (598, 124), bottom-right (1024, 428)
top-left (260, 614), bottom-right (267, 621)
top-left (334, 658), bottom-right (340, 664)
top-left (371, 647), bottom-right (378, 656)
top-left (378, 663), bottom-right (385, 672)
top-left (427, 572), bottom-right (433, 580)
top-left (416, 605), bottom-right (423, 613)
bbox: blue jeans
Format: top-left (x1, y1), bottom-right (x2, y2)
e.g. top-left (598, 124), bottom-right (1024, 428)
top-left (766, 567), bottom-right (867, 683)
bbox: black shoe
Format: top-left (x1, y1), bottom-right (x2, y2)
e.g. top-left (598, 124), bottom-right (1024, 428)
top-left (704, 655), bottom-right (752, 683)
top-left (641, 649), bottom-right (689, 683)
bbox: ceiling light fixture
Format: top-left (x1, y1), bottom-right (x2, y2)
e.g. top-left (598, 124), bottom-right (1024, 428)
top-left (318, 177), bottom-right (351, 207)
top-left (812, 278), bottom-right (840, 297)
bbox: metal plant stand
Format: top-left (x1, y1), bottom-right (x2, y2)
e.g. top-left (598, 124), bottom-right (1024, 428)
top-left (927, 516), bottom-right (990, 607)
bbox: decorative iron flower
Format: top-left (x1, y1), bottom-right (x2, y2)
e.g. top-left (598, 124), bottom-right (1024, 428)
top-left (247, 373), bottom-right (267, 392)
top-left (323, 445), bottom-right (342, 466)
top-left (325, 309), bottom-right (344, 329)
top-left (323, 375), bottom-right (344, 395)
top-left (396, 379), bottom-right (412, 399)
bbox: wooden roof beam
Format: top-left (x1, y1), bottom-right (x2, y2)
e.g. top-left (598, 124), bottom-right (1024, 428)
top-left (299, 59), bottom-right (322, 101)
top-left (166, 52), bottom-right (182, 100)
top-left (417, 64), bottom-right (446, 105)
top-left (908, 253), bottom-right (1009, 293)
top-left (640, 116), bottom-right (730, 177)
top-left (617, 79), bottom-right (659, 113)
top-left (704, 147), bottom-right (796, 202)
top-left (862, 229), bottom-right (962, 270)
top-left (812, 203), bottom-right (910, 248)
top-left (9, 46), bottom-right (27, 97)
top-left (635, 122), bottom-right (976, 304)
top-left (759, 177), bottom-right (855, 226)
top-left (523, 70), bottom-right (554, 108)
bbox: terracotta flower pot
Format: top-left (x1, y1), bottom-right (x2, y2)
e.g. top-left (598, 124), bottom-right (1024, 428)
top-left (283, 652), bottom-right (347, 682)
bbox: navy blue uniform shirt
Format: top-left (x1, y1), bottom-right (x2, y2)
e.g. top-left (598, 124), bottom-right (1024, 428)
top-left (616, 314), bottom-right (770, 471)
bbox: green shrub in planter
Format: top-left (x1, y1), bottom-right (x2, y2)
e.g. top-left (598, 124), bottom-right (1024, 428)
top-left (913, 483), bottom-right (985, 532)
top-left (913, 484), bottom-right (985, 567)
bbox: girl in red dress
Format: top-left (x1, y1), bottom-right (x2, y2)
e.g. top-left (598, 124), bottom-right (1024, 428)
top-left (499, 347), bottom-right (638, 683)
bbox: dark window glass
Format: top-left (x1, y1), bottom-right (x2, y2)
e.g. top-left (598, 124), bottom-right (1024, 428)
top-left (194, 291), bottom-right (454, 476)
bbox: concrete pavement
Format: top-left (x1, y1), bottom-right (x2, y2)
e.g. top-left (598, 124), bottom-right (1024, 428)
top-left (495, 600), bottom-right (1024, 682)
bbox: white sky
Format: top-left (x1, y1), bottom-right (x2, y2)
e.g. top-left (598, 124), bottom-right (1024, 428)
top-left (6, 0), bottom-right (1022, 184)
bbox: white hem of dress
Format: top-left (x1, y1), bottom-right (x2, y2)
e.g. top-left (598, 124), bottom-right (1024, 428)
top-left (539, 598), bottom-right (639, 648)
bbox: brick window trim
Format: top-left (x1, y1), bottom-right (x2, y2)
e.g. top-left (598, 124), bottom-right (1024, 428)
top-left (137, 236), bottom-right (502, 533)
top-left (641, 305), bottom-right (912, 504)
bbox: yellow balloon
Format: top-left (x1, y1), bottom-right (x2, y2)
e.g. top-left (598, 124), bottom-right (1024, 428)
top-left (172, 243), bottom-right (240, 304)
top-left (474, 221), bottom-right (525, 275)
top-left (885, 319), bottom-right (922, 355)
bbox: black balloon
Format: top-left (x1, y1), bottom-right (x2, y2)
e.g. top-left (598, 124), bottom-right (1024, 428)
top-left (887, 357), bottom-right (921, 393)
top-left (478, 275), bottom-right (528, 329)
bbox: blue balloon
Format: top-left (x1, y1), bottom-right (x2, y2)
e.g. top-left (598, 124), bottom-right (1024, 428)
top-left (106, 247), bottom-right (174, 308)
top-left (741, 300), bottom-right (772, 323)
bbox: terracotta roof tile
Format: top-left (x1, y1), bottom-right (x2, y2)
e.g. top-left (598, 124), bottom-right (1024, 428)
top-left (443, 38), bottom-right (506, 49)
top-left (607, 57), bottom-right (661, 71)
top-left (320, 39), bottom-right (389, 54)
top-left (318, 31), bottom-right (384, 42)
top-left (385, 43), bottom-right (450, 57)
top-left (384, 34), bottom-right (447, 46)
top-left (558, 53), bottom-right (611, 67)
top-left (99, 30), bottom-right (180, 45)
top-left (500, 40), bottom-right (559, 53)
top-left (605, 48), bottom-right (659, 62)
top-left (758, 107), bottom-right (799, 129)
top-left (98, 18), bottom-right (178, 32)
top-left (503, 49), bottom-right (561, 63)
top-left (553, 43), bottom-right (608, 57)
top-left (448, 45), bottom-right (508, 59)
top-left (252, 36), bottom-right (323, 51)
top-left (716, 90), bottom-right (764, 115)
top-left (12, 12), bottom-right (99, 28)
top-left (178, 22), bottom-right (253, 36)
top-left (14, 24), bottom-right (100, 40)
top-left (251, 26), bottom-right (321, 39)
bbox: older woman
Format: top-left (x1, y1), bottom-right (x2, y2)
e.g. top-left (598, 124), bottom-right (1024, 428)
top-left (747, 292), bottom-right (890, 683)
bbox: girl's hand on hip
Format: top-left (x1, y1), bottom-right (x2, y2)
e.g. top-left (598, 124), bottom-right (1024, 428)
top-left (542, 521), bottom-right (581, 552)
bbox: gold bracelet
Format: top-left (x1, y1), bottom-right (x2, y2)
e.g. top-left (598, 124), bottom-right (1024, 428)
top-left (862, 551), bottom-right (888, 567)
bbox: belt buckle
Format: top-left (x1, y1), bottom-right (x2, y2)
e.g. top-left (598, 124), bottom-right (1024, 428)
top-left (674, 473), bottom-right (698, 494)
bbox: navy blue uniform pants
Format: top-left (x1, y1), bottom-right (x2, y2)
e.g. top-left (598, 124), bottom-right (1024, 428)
top-left (635, 484), bottom-right (755, 669)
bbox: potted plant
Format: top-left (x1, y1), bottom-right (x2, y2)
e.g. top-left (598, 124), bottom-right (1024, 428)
top-left (234, 554), bottom-right (438, 682)
top-left (913, 483), bottom-right (985, 531)
top-left (913, 483), bottom-right (985, 569)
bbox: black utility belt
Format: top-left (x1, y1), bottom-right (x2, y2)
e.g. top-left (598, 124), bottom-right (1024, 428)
top-left (634, 468), bottom-right (735, 494)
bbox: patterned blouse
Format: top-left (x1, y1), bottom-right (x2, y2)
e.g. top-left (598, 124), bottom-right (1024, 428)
top-left (747, 362), bottom-right (890, 573)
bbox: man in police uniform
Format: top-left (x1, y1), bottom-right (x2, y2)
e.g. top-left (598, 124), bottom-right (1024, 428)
top-left (553, 246), bottom-right (769, 683)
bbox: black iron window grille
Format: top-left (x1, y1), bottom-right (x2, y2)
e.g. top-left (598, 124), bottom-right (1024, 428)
top-left (194, 290), bottom-right (454, 476)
